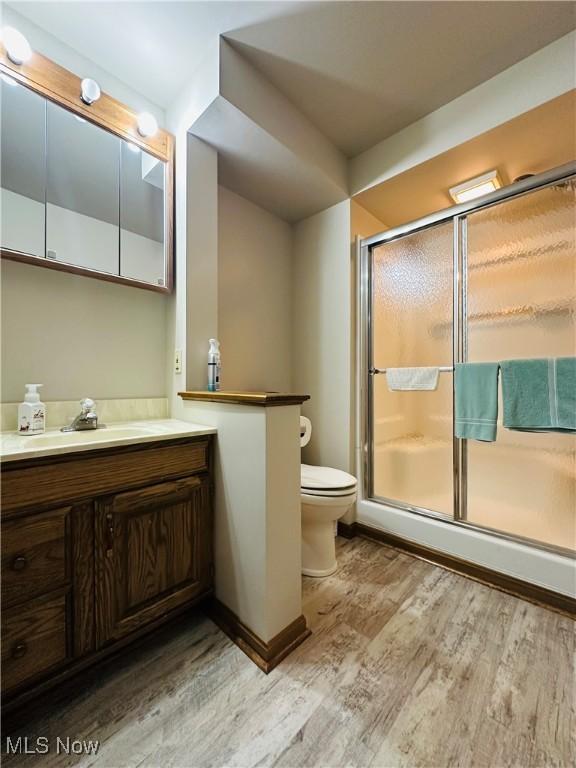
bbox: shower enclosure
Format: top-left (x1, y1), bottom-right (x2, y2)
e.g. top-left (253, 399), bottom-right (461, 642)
top-left (360, 163), bottom-right (575, 555)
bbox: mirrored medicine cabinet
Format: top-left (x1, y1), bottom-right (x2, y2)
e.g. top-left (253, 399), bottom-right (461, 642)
top-left (0, 51), bottom-right (174, 293)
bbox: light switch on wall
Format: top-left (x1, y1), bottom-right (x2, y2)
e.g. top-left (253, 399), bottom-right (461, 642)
top-left (174, 349), bottom-right (182, 374)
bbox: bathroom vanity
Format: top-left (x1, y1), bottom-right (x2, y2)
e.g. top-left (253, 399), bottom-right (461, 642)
top-left (1, 422), bottom-right (215, 710)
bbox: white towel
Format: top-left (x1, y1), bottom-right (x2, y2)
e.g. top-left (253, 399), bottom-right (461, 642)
top-left (385, 367), bottom-right (440, 391)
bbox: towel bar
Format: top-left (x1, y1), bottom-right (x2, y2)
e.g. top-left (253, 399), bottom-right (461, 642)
top-left (370, 366), bottom-right (454, 375)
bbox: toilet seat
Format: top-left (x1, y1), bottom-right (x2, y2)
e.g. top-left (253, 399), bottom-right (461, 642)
top-left (300, 464), bottom-right (357, 497)
top-left (301, 489), bottom-right (357, 505)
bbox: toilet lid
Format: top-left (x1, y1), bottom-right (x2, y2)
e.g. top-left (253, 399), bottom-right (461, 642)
top-left (301, 463), bottom-right (357, 491)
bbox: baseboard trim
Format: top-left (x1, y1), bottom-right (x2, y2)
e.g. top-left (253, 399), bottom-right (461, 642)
top-left (339, 521), bottom-right (575, 619)
top-left (336, 520), bottom-right (357, 539)
top-left (205, 599), bottom-right (311, 673)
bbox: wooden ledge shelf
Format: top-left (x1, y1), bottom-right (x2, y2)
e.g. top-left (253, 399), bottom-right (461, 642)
top-left (178, 391), bottom-right (310, 407)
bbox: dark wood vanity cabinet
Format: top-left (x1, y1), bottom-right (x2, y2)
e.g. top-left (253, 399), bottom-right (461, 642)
top-left (0, 436), bottom-right (214, 708)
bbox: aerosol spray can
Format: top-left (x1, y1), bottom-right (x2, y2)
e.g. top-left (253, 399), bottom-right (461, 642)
top-left (208, 339), bottom-right (221, 392)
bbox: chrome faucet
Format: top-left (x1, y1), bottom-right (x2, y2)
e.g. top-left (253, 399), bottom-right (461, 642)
top-left (61, 398), bottom-right (99, 432)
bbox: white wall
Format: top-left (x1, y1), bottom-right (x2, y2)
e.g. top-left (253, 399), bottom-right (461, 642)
top-left (218, 186), bottom-right (292, 392)
top-left (1, 259), bottom-right (167, 402)
top-left (292, 200), bottom-right (353, 472)
top-left (2, 7), bottom-right (164, 124)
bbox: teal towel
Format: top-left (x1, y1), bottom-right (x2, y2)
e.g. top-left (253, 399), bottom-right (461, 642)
top-left (455, 363), bottom-right (500, 441)
top-left (501, 358), bottom-right (576, 433)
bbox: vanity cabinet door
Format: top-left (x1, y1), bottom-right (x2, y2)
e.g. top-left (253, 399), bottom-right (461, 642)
top-left (95, 475), bottom-right (212, 646)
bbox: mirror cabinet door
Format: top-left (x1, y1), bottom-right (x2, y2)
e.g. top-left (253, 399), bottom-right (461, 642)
top-left (46, 101), bottom-right (120, 274)
top-left (1, 77), bottom-right (46, 257)
top-left (2, 74), bottom-right (170, 290)
top-left (120, 141), bottom-right (166, 287)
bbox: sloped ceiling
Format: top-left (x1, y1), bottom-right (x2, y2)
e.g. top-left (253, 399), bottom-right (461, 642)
top-left (354, 91), bottom-right (576, 228)
top-left (226, 1), bottom-right (575, 156)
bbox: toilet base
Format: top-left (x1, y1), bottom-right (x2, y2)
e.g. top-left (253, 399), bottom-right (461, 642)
top-left (301, 491), bottom-right (356, 578)
top-left (302, 562), bottom-right (338, 578)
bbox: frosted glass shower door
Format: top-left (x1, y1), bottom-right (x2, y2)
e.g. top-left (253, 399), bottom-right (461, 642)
top-left (371, 222), bottom-right (454, 516)
top-left (465, 180), bottom-right (576, 550)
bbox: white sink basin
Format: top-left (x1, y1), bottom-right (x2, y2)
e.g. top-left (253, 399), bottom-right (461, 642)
top-left (28, 426), bottom-right (160, 446)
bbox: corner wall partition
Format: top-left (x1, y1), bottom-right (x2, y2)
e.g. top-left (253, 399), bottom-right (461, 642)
top-left (359, 162), bottom-right (576, 557)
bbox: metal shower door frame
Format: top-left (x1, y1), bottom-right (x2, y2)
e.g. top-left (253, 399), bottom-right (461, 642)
top-left (359, 161), bottom-right (576, 557)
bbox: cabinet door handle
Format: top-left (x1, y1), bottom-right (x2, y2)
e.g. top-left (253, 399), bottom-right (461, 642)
top-left (11, 555), bottom-right (28, 571)
top-left (106, 513), bottom-right (114, 558)
top-left (12, 640), bottom-right (27, 659)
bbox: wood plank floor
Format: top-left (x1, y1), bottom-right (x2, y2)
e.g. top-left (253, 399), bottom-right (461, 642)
top-left (3, 537), bottom-right (574, 768)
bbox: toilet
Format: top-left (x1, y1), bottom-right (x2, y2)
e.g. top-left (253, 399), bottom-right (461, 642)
top-left (300, 418), bottom-right (357, 577)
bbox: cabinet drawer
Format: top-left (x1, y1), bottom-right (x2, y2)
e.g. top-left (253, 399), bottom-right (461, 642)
top-left (2, 594), bottom-right (68, 692)
top-left (2, 439), bottom-right (210, 512)
top-left (1, 509), bottom-right (70, 607)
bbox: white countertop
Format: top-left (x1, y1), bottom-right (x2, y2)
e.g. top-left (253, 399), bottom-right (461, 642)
top-left (0, 419), bottom-right (217, 463)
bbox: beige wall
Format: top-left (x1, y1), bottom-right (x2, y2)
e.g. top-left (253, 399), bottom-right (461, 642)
top-left (218, 186), bottom-right (293, 392)
top-left (351, 201), bottom-right (387, 239)
top-left (1, 260), bottom-right (168, 402)
top-left (292, 200), bottom-right (353, 473)
top-left (183, 136), bottom-right (219, 393)
top-left (178, 400), bottom-right (302, 641)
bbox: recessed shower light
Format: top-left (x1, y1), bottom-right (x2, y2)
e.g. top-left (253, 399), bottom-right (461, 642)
top-left (449, 170), bottom-right (502, 204)
top-left (137, 112), bottom-right (158, 138)
top-left (2, 26), bottom-right (32, 65)
top-left (80, 78), bottom-right (101, 105)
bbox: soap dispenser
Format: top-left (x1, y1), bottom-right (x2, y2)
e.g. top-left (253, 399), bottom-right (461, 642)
top-left (18, 384), bottom-right (46, 434)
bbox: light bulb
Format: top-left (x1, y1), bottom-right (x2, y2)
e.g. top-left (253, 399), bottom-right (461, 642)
top-left (80, 78), bottom-right (101, 105)
top-left (2, 26), bottom-right (32, 65)
top-left (137, 112), bottom-right (158, 138)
